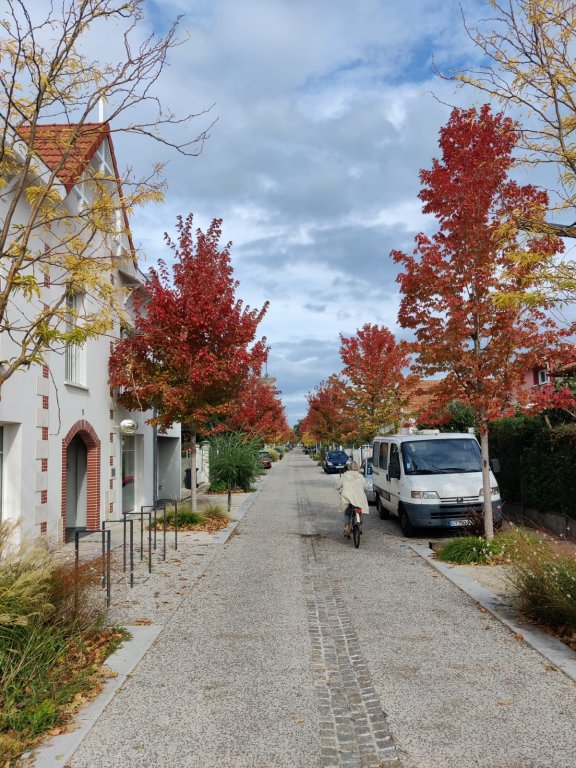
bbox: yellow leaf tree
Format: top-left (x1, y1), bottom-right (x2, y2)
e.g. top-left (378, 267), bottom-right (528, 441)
top-left (0, 0), bottom-right (213, 392)
top-left (452, 0), bottom-right (576, 295)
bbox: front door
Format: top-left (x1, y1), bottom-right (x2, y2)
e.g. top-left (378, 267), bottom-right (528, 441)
top-left (66, 434), bottom-right (87, 539)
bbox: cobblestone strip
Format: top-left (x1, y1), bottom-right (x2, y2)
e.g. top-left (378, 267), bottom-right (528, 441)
top-left (297, 480), bottom-right (400, 768)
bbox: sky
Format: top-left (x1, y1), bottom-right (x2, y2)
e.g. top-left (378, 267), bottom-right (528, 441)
top-left (28, 0), bottom-right (556, 427)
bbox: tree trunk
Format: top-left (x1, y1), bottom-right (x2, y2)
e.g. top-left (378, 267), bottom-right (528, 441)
top-left (190, 434), bottom-right (197, 512)
top-left (479, 427), bottom-right (494, 541)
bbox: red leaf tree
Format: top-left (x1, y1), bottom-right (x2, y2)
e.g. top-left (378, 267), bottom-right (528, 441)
top-left (302, 374), bottom-right (355, 447)
top-left (339, 323), bottom-right (414, 442)
top-left (391, 105), bottom-right (575, 539)
top-left (109, 214), bottom-right (269, 507)
top-left (226, 374), bottom-right (290, 444)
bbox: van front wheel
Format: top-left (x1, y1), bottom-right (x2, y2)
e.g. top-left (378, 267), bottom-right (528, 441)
top-left (376, 494), bottom-right (390, 520)
top-left (399, 506), bottom-right (415, 537)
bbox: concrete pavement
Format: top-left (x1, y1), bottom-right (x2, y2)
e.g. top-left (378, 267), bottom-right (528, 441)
top-left (29, 450), bottom-right (576, 767)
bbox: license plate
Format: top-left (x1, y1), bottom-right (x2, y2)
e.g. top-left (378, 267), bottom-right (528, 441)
top-left (448, 519), bottom-right (468, 527)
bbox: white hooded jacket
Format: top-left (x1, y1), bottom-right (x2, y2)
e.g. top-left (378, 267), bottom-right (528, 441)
top-left (335, 470), bottom-right (369, 515)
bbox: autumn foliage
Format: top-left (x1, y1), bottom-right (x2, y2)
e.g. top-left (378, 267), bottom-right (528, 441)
top-left (301, 374), bottom-right (354, 446)
top-left (109, 215), bottom-right (269, 432)
top-left (391, 105), bottom-right (576, 537)
top-left (392, 105), bottom-right (574, 425)
top-left (226, 374), bottom-right (290, 443)
top-left (339, 323), bottom-right (413, 441)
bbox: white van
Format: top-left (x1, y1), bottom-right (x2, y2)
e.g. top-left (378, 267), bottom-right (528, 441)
top-left (371, 431), bottom-right (502, 537)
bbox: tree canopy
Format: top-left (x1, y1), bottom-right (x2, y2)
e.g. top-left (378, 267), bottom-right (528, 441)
top-left (339, 323), bottom-right (413, 442)
top-left (0, 0), bottom-right (212, 390)
top-left (392, 104), bottom-right (575, 537)
top-left (109, 214), bottom-right (269, 433)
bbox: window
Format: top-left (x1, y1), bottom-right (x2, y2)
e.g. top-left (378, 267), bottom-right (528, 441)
top-left (389, 444), bottom-right (400, 472)
top-left (121, 435), bottom-right (135, 514)
top-left (379, 442), bottom-right (388, 469)
top-left (538, 369), bottom-right (548, 385)
top-left (65, 293), bottom-right (87, 385)
top-left (401, 438), bottom-right (482, 475)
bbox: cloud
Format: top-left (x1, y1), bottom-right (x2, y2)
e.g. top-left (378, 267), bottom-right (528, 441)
top-left (118, 1), bottom-right (490, 426)
top-left (18, 0), bottom-right (507, 427)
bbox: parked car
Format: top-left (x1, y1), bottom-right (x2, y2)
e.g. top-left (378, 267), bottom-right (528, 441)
top-left (323, 450), bottom-right (350, 474)
top-left (360, 457), bottom-right (375, 504)
top-left (371, 431), bottom-right (502, 536)
top-left (258, 450), bottom-right (272, 469)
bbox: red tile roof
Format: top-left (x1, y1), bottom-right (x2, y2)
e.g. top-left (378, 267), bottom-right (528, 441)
top-left (17, 123), bottom-right (109, 193)
top-left (17, 122), bottom-right (136, 265)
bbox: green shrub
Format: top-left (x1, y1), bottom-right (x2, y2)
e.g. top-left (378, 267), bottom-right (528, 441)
top-left (202, 503), bottom-right (228, 521)
top-left (437, 535), bottom-right (505, 565)
top-left (209, 480), bottom-right (229, 492)
top-left (157, 509), bottom-right (204, 527)
top-left (489, 416), bottom-right (576, 518)
top-left (0, 521), bottom-right (114, 761)
top-left (267, 448), bottom-right (279, 462)
top-left (504, 529), bottom-right (576, 629)
top-left (209, 432), bottom-right (261, 491)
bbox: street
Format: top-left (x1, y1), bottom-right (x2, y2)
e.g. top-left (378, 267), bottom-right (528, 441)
top-left (66, 449), bottom-right (576, 768)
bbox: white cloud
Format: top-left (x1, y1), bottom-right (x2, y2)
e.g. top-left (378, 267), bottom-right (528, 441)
top-left (15, 0), bottom-right (523, 426)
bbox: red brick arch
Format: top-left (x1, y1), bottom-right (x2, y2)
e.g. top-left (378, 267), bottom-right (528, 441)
top-left (61, 420), bottom-right (101, 540)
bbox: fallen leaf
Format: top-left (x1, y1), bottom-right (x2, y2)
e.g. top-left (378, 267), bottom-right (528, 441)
top-left (133, 618), bottom-right (153, 625)
top-left (100, 667), bottom-right (119, 679)
top-left (498, 700), bottom-right (512, 706)
top-left (514, 633), bottom-right (524, 642)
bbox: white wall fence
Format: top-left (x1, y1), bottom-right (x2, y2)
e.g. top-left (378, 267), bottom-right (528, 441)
top-left (181, 440), bottom-right (210, 489)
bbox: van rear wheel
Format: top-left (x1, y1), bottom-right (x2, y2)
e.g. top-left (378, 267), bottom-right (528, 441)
top-left (399, 506), bottom-right (415, 537)
top-left (376, 494), bottom-right (389, 520)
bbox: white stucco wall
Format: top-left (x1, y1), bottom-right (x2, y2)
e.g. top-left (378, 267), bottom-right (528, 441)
top-left (0, 133), bottom-right (181, 545)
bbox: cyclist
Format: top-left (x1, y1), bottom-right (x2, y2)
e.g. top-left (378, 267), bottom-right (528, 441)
top-left (336, 460), bottom-right (369, 538)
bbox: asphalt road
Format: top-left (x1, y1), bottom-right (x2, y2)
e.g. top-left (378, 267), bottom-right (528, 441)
top-left (67, 449), bottom-right (576, 768)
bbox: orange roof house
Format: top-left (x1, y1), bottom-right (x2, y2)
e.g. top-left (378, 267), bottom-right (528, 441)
top-left (16, 122), bottom-right (136, 265)
top-left (17, 123), bottom-right (110, 193)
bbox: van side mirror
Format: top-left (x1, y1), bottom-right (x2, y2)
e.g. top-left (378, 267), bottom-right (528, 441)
top-left (490, 458), bottom-right (501, 474)
top-left (388, 461), bottom-right (401, 479)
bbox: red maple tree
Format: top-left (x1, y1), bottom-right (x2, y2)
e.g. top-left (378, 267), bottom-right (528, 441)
top-left (226, 374), bottom-right (290, 443)
top-left (109, 214), bottom-right (269, 505)
top-left (302, 374), bottom-right (355, 446)
top-left (339, 324), bottom-right (414, 442)
top-left (391, 105), bottom-right (575, 539)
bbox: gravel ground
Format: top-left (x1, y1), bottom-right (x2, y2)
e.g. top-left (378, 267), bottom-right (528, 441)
top-left (300, 456), bottom-right (576, 768)
top-left (31, 451), bottom-right (576, 768)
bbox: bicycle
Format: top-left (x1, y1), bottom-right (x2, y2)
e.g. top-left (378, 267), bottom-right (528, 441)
top-left (345, 504), bottom-right (363, 548)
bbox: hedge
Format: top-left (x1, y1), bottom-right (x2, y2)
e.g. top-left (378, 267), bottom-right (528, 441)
top-left (489, 416), bottom-right (576, 519)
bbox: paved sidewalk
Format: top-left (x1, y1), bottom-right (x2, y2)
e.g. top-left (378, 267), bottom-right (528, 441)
top-left (29, 451), bottom-right (576, 768)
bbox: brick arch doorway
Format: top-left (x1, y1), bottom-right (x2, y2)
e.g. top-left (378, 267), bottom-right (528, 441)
top-left (62, 420), bottom-right (101, 543)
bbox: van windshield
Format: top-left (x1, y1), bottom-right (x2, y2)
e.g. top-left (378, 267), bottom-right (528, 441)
top-left (400, 439), bottom-right (482, 475)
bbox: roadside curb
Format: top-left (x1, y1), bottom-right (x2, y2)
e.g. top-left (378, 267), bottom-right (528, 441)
top-left (25, 481), bottom-right (266, 768)
top-left (411, 543), bottom-right (576, 684)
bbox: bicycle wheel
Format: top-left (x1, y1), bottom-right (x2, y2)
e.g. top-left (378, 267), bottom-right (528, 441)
top-left (352, 517), bottom-right (361, 548)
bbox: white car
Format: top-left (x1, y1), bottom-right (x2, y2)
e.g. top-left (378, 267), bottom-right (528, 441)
top-left (360, 458), bottom-right (375, 504)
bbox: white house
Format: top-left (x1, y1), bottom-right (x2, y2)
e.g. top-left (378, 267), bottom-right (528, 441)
top-left (0, 122), bottom-right (181, 545)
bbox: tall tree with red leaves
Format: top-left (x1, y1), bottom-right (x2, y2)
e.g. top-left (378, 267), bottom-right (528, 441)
top-left (302, 374), bottom-right (355, 447)
top-left (109, 214), bottom-right (269, 508)
top-left (227, 374), bottom-right (290, 444)
top-left (339, 323), bottom-right (413, 442)
top-left (391, 105), bottom-right (575, 539)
